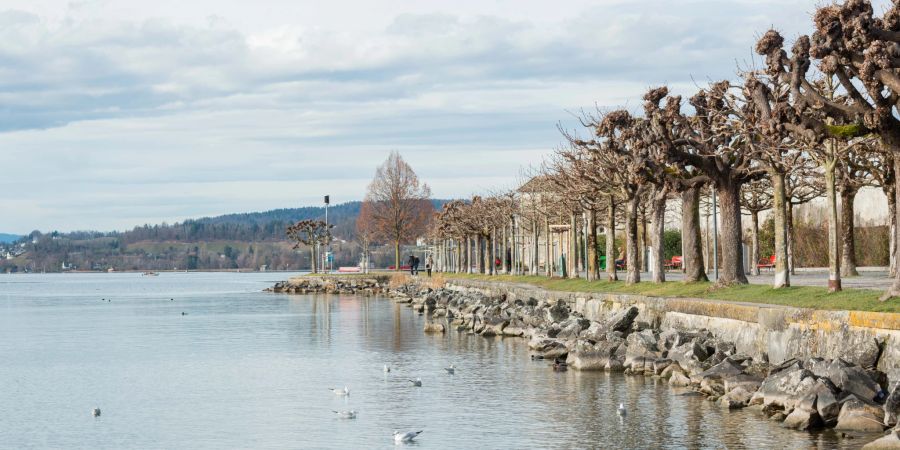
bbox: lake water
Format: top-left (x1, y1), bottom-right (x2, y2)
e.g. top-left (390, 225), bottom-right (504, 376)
top-left (0, 272), bottom-right (874, 449)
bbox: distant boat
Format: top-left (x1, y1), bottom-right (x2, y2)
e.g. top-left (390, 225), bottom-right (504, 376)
top-left (142, 272), bottom-right (159, 277)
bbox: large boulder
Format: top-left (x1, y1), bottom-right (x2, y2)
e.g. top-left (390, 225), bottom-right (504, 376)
top-left (720, 386), bottom-right (754, 409)
top-left (624, 329), bottom-right (659, 365)
top-left (604, 306), bottom-right (639, 333)
top-left (835, 395), bottom-right (886, 433)
top-left (566, 337), bottom-right (623, 371)
top-left (668, 340), bottom-right (711, 376)
top-left (749, 362), bottom-right (817, 410)
top-left (809, 359), bottom-right (882, 402)
top-left (546, 300), bottom-right (570, 323)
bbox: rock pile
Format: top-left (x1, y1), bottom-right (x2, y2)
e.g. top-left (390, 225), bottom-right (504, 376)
top-left (393, 282), bottom-right (900, 445)
top-left (267, 276), bottom-right (388, 295)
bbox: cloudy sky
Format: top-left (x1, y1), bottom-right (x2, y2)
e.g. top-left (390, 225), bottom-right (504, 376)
top-left (0, 0), bottom-right (877, 233)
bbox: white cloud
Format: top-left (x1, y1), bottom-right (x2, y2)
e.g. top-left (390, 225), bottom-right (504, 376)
top-left (1, 0), bottom-right (883, 232)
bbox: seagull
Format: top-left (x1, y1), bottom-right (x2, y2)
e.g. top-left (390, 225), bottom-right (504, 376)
top-left (444, 365), bottom-right (455, 375)
top-left (617, 403), bottom-right (626, 417)
top-left (384, 364), bottom-right (391, 373)
top-left (330, 386), bottom-right (350, 396)
top-left (408, 378), bottom-right (422, 387)
top-left (92, 408), bottom-right (101, 417)
top-left (393, 430), bottom-right (422, 444)
top-left (332, 410), bottom-right (357, 419)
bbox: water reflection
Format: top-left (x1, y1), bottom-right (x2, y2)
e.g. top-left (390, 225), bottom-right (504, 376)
top-left (0, 273), bottom-right (880, 449)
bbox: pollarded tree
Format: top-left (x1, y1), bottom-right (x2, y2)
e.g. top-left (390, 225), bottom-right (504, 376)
top-left (645, 82), bottom-right (763, 285)
top-left (837, 139), bottom-right (879, 276)
top-left (755, 1), bottom-right (900, 297)
top-left (286, 219), bottom-right (333, 274)
top-left (569, 110), bottom-right (650, 284)
top-left (362, 151), bottom-right (433, 271)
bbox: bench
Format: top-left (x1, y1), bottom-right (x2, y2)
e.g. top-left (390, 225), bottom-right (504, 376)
top-left (758, 255), bottom-right (776, 271)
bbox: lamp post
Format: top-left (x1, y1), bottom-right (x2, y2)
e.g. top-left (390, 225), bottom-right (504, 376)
top-left (324, 195), bottom-right (330, 274)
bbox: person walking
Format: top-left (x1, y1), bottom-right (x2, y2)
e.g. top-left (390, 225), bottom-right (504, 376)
top-left (426, 255), bottom-right (433, 277)
top-left (412, 255), bottom-right (420, 276)
top-left (407, 254), bottom-right (416, 275)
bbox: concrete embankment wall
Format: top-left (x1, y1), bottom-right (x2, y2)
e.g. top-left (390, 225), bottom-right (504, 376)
top-left (444, 279), bottom-right (900, 384)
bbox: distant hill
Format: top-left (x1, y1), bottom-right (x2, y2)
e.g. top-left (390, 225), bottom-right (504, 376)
top-left (1, 200), bottom-right (452, 273)
top-left (0, 233), bottom-right (21, 243)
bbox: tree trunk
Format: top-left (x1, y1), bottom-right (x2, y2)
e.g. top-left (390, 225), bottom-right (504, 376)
top-left (544, 218), bottom-right (553, 277)
top-left (890, 191), bottom-right (897, 278)
top-left (681, 186), bottom-right (708, 282)
top-left (786, 202), bottom-right (796, 275)
top-left (771, 171), bottom-right (790, 288)
top-left (823, 156), bottom-right (842, 292)
top-left (466, 236), bottom-right (473, 274)
top-left (885, 149), bottom-right (900, 300)
top-left (532, 220), bottom-right (539, 276)
top-left (624, 194), bottom-right (640, 284)
top-left (750, 211), bottom-right (760, 276)
top-left (586, 209), bottom-right (597, 281)
top-left (394, 240), bottom-right (400, 273)
top-left (640, 210), bottom-right (648, 273)
top-left (310, 246), bottom-right (317, 274)
top-left (650, 189), bottom-right (666, 283)
top-left (716, 180), bottom-right (748, 285)
top-left (840, 187), bottom-right (860, 277)
top-left (606, 200), bottom-right (618, 281)
top-left (569, 212), bottom-right (578, 279)
top-left (501, 225), bottom-right (509, 274)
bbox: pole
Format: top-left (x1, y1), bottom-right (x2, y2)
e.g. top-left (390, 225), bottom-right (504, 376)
top-left (324, 195), bottom-right (330, 274)
top-left (712, 185), bottom-right (719, 281)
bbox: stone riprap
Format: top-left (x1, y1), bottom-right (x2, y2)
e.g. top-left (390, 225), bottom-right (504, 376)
top-left (389, 278), bottom-right (900, 447)
top-left (266, 275), bottom-right (390, 296)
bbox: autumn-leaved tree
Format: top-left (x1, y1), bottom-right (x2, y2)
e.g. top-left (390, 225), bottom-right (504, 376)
top-left (286, 219), bottom-right (333, 274)
top-left (362, 151), bottom-right (433, 271)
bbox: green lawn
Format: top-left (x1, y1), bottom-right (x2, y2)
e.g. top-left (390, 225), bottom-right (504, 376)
top-left (445, 273), bottom-right (900, 313)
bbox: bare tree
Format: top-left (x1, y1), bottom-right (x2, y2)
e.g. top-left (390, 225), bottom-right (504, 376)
top-left (741, 179), bottom-right (774, 276)
top-left (362, 151), bottom-right (433, 271)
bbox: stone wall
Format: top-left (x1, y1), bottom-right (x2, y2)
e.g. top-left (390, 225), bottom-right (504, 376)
top-left (443, 279), bottom-right (900, 384)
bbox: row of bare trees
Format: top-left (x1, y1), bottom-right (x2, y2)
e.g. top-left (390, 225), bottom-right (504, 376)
top-left (428, 0), bottom-right (900, 299)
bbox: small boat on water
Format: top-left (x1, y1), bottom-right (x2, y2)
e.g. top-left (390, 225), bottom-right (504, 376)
top-left (142, 272), bottom-right (159, 276)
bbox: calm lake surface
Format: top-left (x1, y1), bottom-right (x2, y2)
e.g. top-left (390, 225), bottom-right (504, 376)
top-left (0, 272), bottom-right (874, 449)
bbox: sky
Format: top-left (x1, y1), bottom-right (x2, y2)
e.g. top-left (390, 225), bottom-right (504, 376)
top-left (0, 0), bottom-right (884, 233)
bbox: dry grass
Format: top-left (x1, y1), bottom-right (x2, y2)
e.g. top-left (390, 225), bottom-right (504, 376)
top-left (389, 272), bottom-right (412, 288)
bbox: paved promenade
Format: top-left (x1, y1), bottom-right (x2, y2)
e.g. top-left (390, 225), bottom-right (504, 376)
top-left (646, 267), bottom-right (893, 290)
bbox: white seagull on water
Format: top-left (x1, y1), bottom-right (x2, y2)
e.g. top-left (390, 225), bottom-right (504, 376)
top-left (444, 365), bottom-right (455, 375)
top-left (408, 378), bottom-right (422, 387)
top-left (332, 410), bottom-right (357, 419)
top-left (384, 364), bottom-right (391, 373)
top-left (330, 386), bottom-right (350, 396)
top-left (393, 430), bottom-right (422, 444)
top-left (92, 408), bottom-right (101, 417)
top-left (617, 402), bottom-right (626, 417)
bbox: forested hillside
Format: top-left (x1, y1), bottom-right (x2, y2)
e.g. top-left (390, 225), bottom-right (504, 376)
top-left (0, 200), bottom-right (449, 273)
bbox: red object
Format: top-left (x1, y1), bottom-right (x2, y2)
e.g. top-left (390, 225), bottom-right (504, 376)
top-left (757, 255), bottom-right (776, 270)
top-left (665, 255), bottom-right (683, 271)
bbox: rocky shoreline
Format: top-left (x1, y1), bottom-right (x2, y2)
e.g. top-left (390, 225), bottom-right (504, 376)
top-left (389, 281), bottom-right (900, 448)
top-left (266, 275), bottom-right (390, 296)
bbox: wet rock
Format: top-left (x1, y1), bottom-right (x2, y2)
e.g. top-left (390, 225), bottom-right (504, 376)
top-left (605, 359), bottom-right (625, 372)
top-left (653, 359), bottom-right (673, 376)
top-left (720, 387), bottom-right (753, 409)
top-left (835, 395), bottom-right (886, 433)
top-left (724, 373), bottom-right (763, 394)
top-left (567, 338), bottom-right (623, 371)
top-left (783, 401), bottom-right (823, 431)
top-left (423, 321), bottom-right (445, 333)
top-left (669, 370), bottom-right (693, 387)
top-left (624, 329), bottom-right (659, 365)
top-left (862, 431), bottom-right (900, 449)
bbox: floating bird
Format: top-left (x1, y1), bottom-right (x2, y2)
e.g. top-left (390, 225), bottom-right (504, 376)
top-left (383, 364), bottom-right (391, 373)
top-left (92, 408), bottom-right (101, 417)
top-left (332, 410), bottom-right (357, 419)
top-left (170, 298), bottom-right (174, 301)
top-left (444, 365), bottom-right (455, 375)
top-left (408, 378), bottom-right (422, 387)
top-left (552, 357), bottom-right (568, 371)
top-left (330, 386), bottom-right (350, 396)
top-left (617, 403), bottom-right (626, 417)
top-left (530, 355), bottom-right (544, 360)
top-left (393, 430), bottom-right (422, 444)
top-left (181, 312), bottom-right (187, 316)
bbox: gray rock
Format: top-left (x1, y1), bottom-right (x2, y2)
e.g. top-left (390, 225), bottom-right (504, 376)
top-left (669, 370), bottom-right (693, 387)
top-left (719, 387), bottom-right (753, 409)
top-left (604, 306), bottom-right (639, 333)
top-left (782, 401), bottom-right (823, 430)
top-left (885, 382), bottom-right (900, 427)
top-left (835, 395), bottom-right (886, 433)
top-left (749, 365), bottom-right (817, 410)
top-left (810, 359), bottom-right (881, 402)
